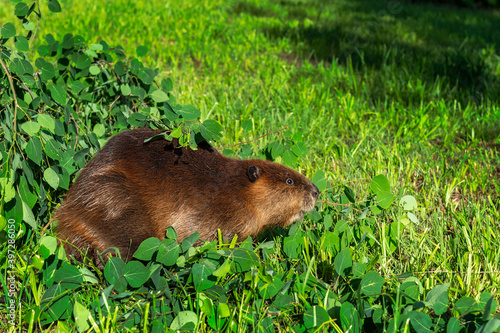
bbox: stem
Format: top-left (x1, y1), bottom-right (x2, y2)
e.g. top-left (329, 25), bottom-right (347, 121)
top-left (29, 0), bottom-right (42, 50)
top-left (0, 51), bottom-right (19, 139)
top-left (221, 127), bottom-right (288, 149)
top-left (319, 200), bottom-right (363, 213)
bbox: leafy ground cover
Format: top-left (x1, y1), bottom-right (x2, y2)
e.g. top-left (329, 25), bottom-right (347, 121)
top-left (0, 0), bottom-right (499, 331)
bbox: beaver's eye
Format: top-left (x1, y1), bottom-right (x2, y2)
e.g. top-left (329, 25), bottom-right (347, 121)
top-left (286, 178), bottom-right (294, 185)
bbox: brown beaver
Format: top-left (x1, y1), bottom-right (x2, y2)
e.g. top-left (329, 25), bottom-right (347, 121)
top-left (55, 127), bottom-right (319, 263)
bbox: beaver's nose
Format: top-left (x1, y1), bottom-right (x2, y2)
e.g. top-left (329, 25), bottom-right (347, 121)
top-left (311, 184), bottom-right (319, 199)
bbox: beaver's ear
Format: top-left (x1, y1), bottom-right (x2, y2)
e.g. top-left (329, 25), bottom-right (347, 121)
top-left (247, 165), bottom-right (261, 182)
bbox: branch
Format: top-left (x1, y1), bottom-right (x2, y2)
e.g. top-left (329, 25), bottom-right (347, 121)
top-left (319, 200), bottom-right (363, 213)
top-left (0, 51), bottom-right (20, 138)
top-left (221, 126), bottom-right (288, 149)
top-left (29, 0), bottom-right (42, 50)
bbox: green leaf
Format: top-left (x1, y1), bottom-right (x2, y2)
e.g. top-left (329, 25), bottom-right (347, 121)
top-left (104, 257), bottom-right (127, 291)
top-left (258, 275), bottom-right (285, 299)
top-left (446, 317), bottom-right (461, 333)
top-left (156, 238), bottom-right (180, 266)
top-left (104, 257), bottom-right (125, 283)
top-left (407, 212), bottom-right (419, 224)
top-left (48, 0), bottom-right (62, 13)
top-left (150, 89), bottom-right (169, 103)
top-left (22, 21), bottom-right (35, 31)
top-left (54, 265), bottom-right (84, 290)
top-left (114, 45), bottom-right (126, 59)
top-left (353, 262), bottom-right (367, 277)
top-left (170, 311), bottom-right (198, 331)
top-left (340, 302), bottom-right (361, 333)
top-left (71, 81), bottom-right (84, 94)
top-left (454, 297), bottom-right (480, 315)
top-left (334, 247), bottom-right (352, 277)
top-left (170, 126), bottom-right (182, 138)
top-left (115, 61), bottom-right (125, 75)
top-left (376, 190), bottom-right (394, 209)
top-left (400, 195), bottom-right (418, 210)
top-left (321, 231), bottom-right (340, 256)
top-left (192, 263), bottom-right (215, 291)
top-left (282, 150), bottom-right (298, 166)
top-left (161, 78), bottom-right (174, 92)
top-left (138, 68), bottom-right (155, 85)
top-left (120, 84), bottom-right (131, 95)
top-left (425, 283), bottom-right (449, 316)
top-left (15, 2), bottom-right (29, 16)
top-left (344, 186), bottom-right (355, 203)
top-left (61, 33), bottom-right (74, 49)
top-left (39, 236), bottom-right (58, 259)
top-left (180, 232), bottom-right (199, 251)
top-left (15, 36), bottom-right (29, 52)
top-left (73, 301), bottom-right (91, 332)
top-left (44, 138), bottom-right (62, 161)
top-left (38, 114), bottom-right (56, 133)
top-left (230, 248), bottom-right (258, 273)
top-left (178, 105), bottom-right (201, 120)
top-left (136, 45), bottom-right (149, 57)
top-left (292, 142), bottom-right (308, 157)
top-left (200, 119), bottom-right (223, 141)
top-left (387, 221), bottom-right (402, 252)
top-left (1, 23), bottom-right (16, 38)
top-left (40, 61), bottom-right (56, 81)
top-left (89, 43), bottom-right (103, 51)
top-left (9, 59), bottom-right (33, 76)
top-left (218, 302), bottom-right (230, 318)
top-left (0, 178), bottom-right (16, 203)
top-left (80, 267), bottom-right (98, 283)
top-left (37, 44), bottom-right (49, 57)
top-left (93, 123), bottom-right (105, 137)
top-left (481, 293), bottom-right (499, 321)
top-left (76, 54), bottom-right (91, 69)
top-left (43, 167), bottom-right (59, 190)
top-left (304, 306), bottom-right (329, 329)
top-left (127, 113), bottom-right (147, 127)
top-left (370, 174), bottom-right (391, 194)
top-left (360, 271), bottom-right (385, 296)
top-left (21, 121), bottom-right (40, 136)
top-left (40, 285), bottom-right (70, 323)
top-left (283, 232), bottom-right (305, 259)
top-left (133, 237), bottom-right (161, 261)
top-left (48, 84), bottom-right (67, 105)
top-left (476, 317), bottom-right (500, 333)
top-left (212, 259), bottom-right (231, 278)
top-left (258, 317), bottom-right (273, 333)
top-left (58, 168), bottom-right (70, 190)
top-left (166, 226), bottom-right (177, 239)
top-left (89, 65), bottom-right (101, 75)
top-left (242, 119), bottom-right (253, 131)
top-left (408, 311), bottom-right (433, 333)
top-left (124, 261), bottom-right (150, 288)
top-left (269, 142), bottom-right (284, 160)
top-left (312, 170), bottom-right (327, 192)
top-left (22, 200), bottom-right (36, 228)
top-left (0, 216), bottom-right (6, 231)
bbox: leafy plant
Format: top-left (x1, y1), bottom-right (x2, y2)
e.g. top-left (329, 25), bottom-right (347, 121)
top-left (1, 0), bottom-right (499, 332)
top-left (0, 0), bottom-right (223, 228)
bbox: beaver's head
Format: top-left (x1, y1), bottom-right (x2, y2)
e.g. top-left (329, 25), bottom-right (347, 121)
top-left (244, 160), bottom-right (319, 230)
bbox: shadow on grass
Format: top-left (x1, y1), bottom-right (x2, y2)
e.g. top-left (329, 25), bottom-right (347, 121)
top-left (231, 0), bottom-right (500, 107)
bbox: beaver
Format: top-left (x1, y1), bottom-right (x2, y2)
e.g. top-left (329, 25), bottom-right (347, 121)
top-left (54, 127), bottom-right (319, 264)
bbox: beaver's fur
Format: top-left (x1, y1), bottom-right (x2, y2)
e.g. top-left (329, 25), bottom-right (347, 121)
top-left (55, 128), bottom-right (319, 263)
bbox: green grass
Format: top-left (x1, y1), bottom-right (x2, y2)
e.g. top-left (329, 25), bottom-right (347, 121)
top-left (1, 0), bottom-right (499, 331)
